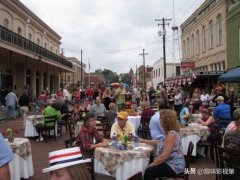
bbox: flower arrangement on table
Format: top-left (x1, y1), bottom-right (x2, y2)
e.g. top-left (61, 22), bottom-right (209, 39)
top-left (114, 128), bottom-right (134, 150)
top-left (2, 128), bottom-right (19, 143)
top-left (181, 114), bottom-right (191, 125)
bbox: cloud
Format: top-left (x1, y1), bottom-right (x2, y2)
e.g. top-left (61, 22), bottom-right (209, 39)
top-left (20, 0), bottom-right (205, 73)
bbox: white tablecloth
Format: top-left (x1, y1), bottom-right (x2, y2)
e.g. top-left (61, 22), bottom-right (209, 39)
top-left (24, 115), bottom-right (44, 137)
top-left (7, 138), bottom-right (34, 180)
top-left (181, 135), bottom-right (200, 156)
top-left (95, 158), bottom-right (149, 180)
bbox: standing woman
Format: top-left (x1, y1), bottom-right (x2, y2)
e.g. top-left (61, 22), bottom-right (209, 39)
top-left (192, 88), bottom-right (201, 113)
top-left (102, 87), bottom-right (112, 110)
top-left (174, 88), bottom-right (183, 115)
top-left (141, 110), bottom-right (185, 180)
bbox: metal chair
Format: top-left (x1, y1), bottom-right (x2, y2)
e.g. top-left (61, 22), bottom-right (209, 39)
top-left (40, 115), bottom-right (57, 142)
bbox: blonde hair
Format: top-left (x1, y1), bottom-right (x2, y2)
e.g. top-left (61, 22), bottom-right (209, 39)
top-left (160, 109), bottom-right (180, 132)
top-left (66, 164), bottom-right (91, 180)
top-left (109, 103), bottom-right (116, 110)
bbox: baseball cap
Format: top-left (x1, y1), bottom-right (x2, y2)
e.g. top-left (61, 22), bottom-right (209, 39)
top-left (117, 111), bottom-right (128, 120)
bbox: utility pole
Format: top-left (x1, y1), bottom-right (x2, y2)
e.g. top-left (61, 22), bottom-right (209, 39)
top-left (139, 49), bottom-right (148, 89)
top-left (155, 18), bottom-right (172, 83)
top-left (80, 49), bottom-right (83, 88)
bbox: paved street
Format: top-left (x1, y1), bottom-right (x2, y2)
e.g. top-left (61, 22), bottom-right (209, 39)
top-left (0, 117), bottom-right (215, 180)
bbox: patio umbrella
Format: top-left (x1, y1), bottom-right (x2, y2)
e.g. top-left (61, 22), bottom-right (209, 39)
top-left (218, 67), bottom-right (240, 83)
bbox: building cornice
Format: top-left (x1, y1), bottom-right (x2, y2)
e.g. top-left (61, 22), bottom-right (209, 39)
top-left (1, 0), bottom-right (62, 43)
top-left (181, 0), bottom-right (225, 33)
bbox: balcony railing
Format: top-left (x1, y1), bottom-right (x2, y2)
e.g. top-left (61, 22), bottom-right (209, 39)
top-left (0, 25), bottom-right (72, 69)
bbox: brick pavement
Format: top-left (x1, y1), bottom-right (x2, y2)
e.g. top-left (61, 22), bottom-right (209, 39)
top-left (0, 117), bottom-right (216, 180)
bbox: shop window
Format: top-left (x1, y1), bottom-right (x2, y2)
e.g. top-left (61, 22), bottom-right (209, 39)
top-left (222, 61), bottom-right (225, 70)
top-left (3, 18), bottom-right (9, 29)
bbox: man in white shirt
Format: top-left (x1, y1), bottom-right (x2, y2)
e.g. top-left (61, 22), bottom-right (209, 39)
top-left (5, 90), bottom-right (17, 120)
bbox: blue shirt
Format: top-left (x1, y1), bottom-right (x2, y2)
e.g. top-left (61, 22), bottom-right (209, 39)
top-left (149, 112), bottom-right (165, 140)
top-left (0, 133), bottom-right (14, 167)
top-left (180, 107), bottom-right (189, 124)
top-left (213, 103), bottom-right (231, 120)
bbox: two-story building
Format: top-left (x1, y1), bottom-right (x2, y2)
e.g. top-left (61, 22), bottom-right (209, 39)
top-left (0, 0), bottom-right (73, 101)
top-left (180, 0), bottom-right (227, 89)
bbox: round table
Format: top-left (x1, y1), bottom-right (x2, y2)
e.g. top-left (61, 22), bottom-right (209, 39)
top-left (24, 115), bottom-right (44, 137)
top-left (94, 143), bottom-right (153, 180)
top-left (180, 123), bottom-right (210, 156)
top-left (7, 138), bottom-right (34, 180)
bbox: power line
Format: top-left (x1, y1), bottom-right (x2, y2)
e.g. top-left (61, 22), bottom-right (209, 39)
top-left (139, 49), bottom-right (149, 89)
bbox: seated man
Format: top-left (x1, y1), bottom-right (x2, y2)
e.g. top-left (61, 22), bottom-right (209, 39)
top-left (110, 111), bottom-right (135, 137)
top-left (213, 96), bottom-right (231, 128)
top-left (76, 113), bottom-right (109, 159)
top-left (149, 98), bottom-right (167, 140)
top-left (35, 101), bottom-right (61, 141)
top-left (89, 96), bottom-right (106, 118)
top-left (0, 133), bottom-right (14, 180)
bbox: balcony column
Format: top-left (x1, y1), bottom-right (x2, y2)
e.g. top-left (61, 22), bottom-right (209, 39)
top-left (32, 64), bottom-right (36, 97)
top-left (39, 64), bottom-right (44, 92)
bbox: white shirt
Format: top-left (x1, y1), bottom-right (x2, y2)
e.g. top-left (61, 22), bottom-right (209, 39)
top-left (200, 94), bottom-right (209, 104)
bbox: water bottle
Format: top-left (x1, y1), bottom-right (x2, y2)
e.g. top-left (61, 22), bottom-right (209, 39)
top-left (134, 135), bottom-right (139, 147)
top-left (112, 132), bottom-right (117, 148)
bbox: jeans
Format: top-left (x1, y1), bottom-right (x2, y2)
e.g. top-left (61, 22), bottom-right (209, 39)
top-left (7, 106), bottom-right (16, 119)
top-left (144, 163), bottom-right (176, 180)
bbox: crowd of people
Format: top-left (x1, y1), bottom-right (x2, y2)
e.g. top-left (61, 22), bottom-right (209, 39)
top-left (0, 82), bottom-right (240, 179)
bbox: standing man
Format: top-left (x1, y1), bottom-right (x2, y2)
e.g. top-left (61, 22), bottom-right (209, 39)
top-left (0, 133), bottom-right (14, 180)
top-left (148, 87), bottom-right (156, 106)
top-left (115, 83), bottom-right (126, 111)
top-left (5, 90), bottom-right (17, 120)
top-left (18, 91), bottom-right (30, 129)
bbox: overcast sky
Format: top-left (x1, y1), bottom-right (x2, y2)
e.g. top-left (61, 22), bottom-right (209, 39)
top-left (20, 0), bottom-right (205, 74)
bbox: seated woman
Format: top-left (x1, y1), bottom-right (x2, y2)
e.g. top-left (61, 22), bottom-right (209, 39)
top-left (197, 109), bottom-right (215, 134)
top-left (75, 113), bottom-right (109, 159)
top-left (35, 101), bottom-right (62, 141)
top-left (84, 99), bottom-right (92, 112)
top-left (105, 103), bottom-right (117, 129)
top-left (140, 109), bottom-right (185, 180)
top-left (140, 101), bottom-right (155, 128)
top-left (179, 100), bottom-right (190, 124)
top-left (221, 108), bottom-right (240, 176)
top-left (42, 147), bottom-right (91, 180)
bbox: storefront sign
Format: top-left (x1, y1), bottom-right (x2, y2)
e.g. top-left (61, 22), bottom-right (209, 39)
top-left (198, 71), bottom-right (224, 75)
top-left (181, 61), bottom-right (195, 70)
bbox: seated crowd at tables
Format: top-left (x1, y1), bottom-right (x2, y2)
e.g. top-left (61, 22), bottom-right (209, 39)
top-left (1, 84), bottom-right (240, 179)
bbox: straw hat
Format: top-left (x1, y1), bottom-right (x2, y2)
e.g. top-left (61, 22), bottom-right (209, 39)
top-left (42, 147), bottom-right (91, 173)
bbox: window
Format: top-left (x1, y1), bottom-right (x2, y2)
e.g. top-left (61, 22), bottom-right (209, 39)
top-left (214, 63), bottom-right (217, 71)
top-left (37, 38), bottom-right (40, 45)
top-left (44, 43), bottom-right (47, 49)
top-left (158, 68), bottom-right (160, 76)
top-left (28, 33), bottom-right (32, 41)
top-left (211, 64), bottom-right (213, 71)
top-left (209, 20), bottom-right (214, 48)
top-left (182, 40), bottom-right (185, 59)
top-left (17, 27), bottom-right (22, 35)
top-left (217, 14), bottom-right (222, 45)
top-left (50, 46), bottom-right (53, 51)
top-left (187, 37), bottom-right (190, 58)
top-left (196, 30), bottom-right (200, 54)
top-left (68, 76), bottom-right (70, 82)
top-left (202, 26), bottom-right (206, 51)
top-left (191, 34), bottom-right (195, 57)
top-left (3, 18), bottom-right (9, 28)
top-left (218, 62), bottom-right (221, 71)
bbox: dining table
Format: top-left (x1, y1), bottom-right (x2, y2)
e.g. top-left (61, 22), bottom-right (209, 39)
top-left (7, 138), bottom-right (34, 180)
top-left (24, 114), bottom-right (44, 137)
top-left (94, 143), bottom-right (153, 180)
top-left (180, 123), bottom-right (210, 156)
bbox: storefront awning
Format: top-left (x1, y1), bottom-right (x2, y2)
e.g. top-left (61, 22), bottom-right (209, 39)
top-left (218, 67), bottom-right (240, 83)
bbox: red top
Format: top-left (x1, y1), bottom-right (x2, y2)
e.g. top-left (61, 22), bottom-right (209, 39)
top-left (86, 88), bottom-right (94, 96)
